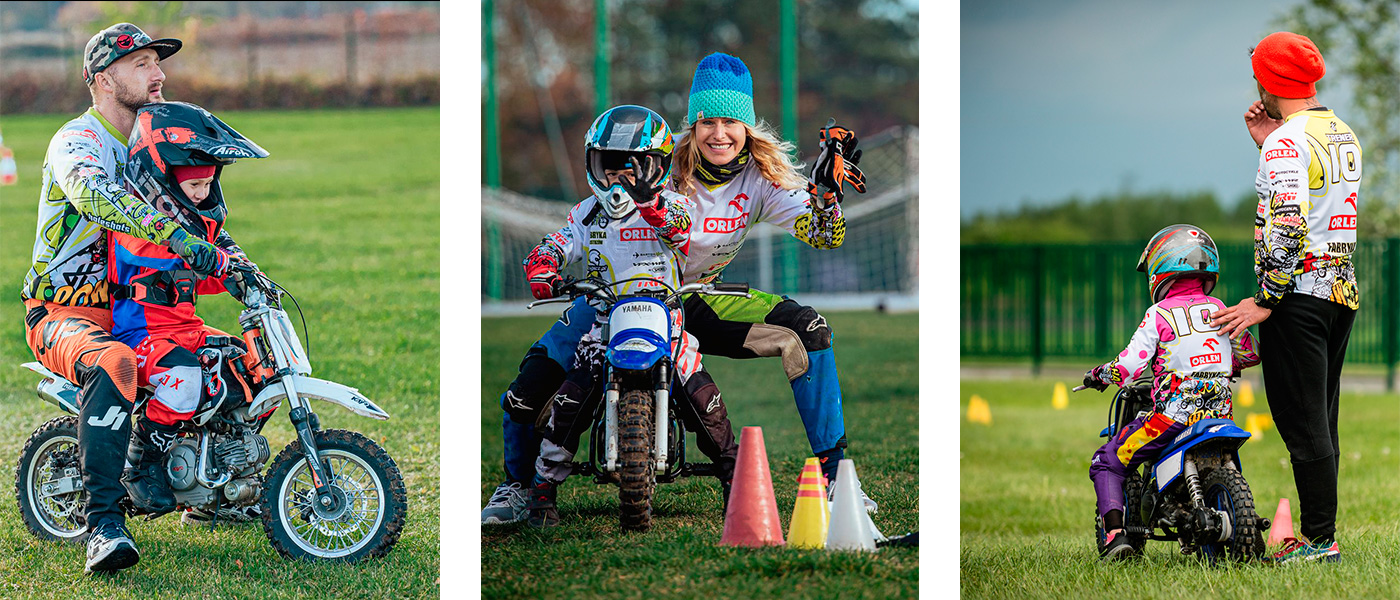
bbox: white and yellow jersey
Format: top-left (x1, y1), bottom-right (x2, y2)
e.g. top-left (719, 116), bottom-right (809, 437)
top-left (532, 190), bottom-right (693, 297)
top-left (1253, 108), bottom-right (1361, 310)
top-left (677, 165), bottom-right (844, 284)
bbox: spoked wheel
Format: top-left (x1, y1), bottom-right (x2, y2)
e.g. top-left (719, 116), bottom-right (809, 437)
top-left (261, 429), bottom-right (406, 562)
top-left (14, 417), bottom-right (88, 543)
top-left (617, 390), bottom-right (656, 532)
top-left (1200, 467), bottom-right (1263, 563)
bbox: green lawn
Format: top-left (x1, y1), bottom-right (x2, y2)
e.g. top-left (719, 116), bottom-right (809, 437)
top-left (480, 311), bottom-right (919, 600)
top-left (960, 377), bottom-right (1400, 599)
top-left (0, 108), bottom-right (439, 597)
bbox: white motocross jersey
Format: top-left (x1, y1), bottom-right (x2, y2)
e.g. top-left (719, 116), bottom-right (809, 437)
top-left (1253, 108), bottom-right (1361, 309)
top-left (537, 190), bottom-right (694, 297)
top-left (676, 166), bottom-right (844, 284)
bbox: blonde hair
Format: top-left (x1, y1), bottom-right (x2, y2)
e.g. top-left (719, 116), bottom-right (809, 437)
top-left (672, 119), bottom-right (808, 197)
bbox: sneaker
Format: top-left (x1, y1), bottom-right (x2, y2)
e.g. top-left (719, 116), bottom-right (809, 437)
top-left (1265, 537), bottom-right (1341, 564)
top-left (526, 478), bottom-right (560, 528)
top-left (827, 477), bottom-right (879, 514)
top-left (481, 481), bottom-right (529, 525)
top-left (181, 505), bottom-right (262, 527)
top-left (1099, 529), bottom-right (1138, 561)
top-left (85, 521), bottom-right (139, 575)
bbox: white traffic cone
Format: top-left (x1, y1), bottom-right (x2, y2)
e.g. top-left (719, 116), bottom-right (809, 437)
top-left (826, 459), bottom-right (877, 552)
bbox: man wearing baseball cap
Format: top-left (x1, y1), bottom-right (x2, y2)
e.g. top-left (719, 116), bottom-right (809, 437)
top-left (1213, 31), bottom-right (1361, 564)
top-left (22, 22), bottom-right (229, 575)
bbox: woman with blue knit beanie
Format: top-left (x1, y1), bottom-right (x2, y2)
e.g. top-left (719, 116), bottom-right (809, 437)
top-left (485, 52), bottom-right (872, 525)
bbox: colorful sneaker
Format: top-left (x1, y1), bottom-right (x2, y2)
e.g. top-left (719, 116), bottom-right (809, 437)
top-left (827, 477), bottom-right (879, 514)
top-left (1099, 529), bottom-right (1138, 561)
top-left (525, 478), bottom-right (560, 528)
top-left (481, 481), bottom-right (529, 525)
top-left (1265, 537), bottom-right (1341, 564)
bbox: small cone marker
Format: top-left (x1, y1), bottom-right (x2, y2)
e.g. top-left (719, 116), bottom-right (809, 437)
top-left (1267, 498), bottom-right (1295, 547)
top-left (788, 457), bottom-right (830, 549)
top-left (967, 395), bottom-right (992, 425)
top-left (719, 427), bottom-right (785, 547)
top-left (1052, 382), bottom-right (1068, 410)
top-left (826, 459), bottom-right (877, 552)
top-left (1238, 381), bottom-right (1255, 407)
top-left (1245, 413), bottom-right (1265, 442)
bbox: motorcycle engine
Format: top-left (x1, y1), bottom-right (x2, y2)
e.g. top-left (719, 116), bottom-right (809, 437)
top-left (215, 431), bottom-right (271, 475)
top-left (166, 439), bottom-right (200, 492)
top-left (165, 431), bottom-right (270, 509)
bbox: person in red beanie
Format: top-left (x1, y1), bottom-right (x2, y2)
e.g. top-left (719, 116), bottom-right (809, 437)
top-left (1213, 31), bottom-right (1361, 564)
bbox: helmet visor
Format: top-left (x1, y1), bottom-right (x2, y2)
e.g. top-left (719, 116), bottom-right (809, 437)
top-left (586, 149), bottom-right (669, 192)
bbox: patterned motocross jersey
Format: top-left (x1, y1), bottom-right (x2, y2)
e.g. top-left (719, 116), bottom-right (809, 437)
top-left (1088, 280), bottom-right (1261, 425)
top-left (530, 190), bottom-right (694, 297)
top-left (106, 224), bottom-right (231, 349)
top-left (1253, 108), bottom-right (1361, 310)
top-left (676, 165), bottom-right (844, 284)
top-left (23, 108), bottom-right (177, 307)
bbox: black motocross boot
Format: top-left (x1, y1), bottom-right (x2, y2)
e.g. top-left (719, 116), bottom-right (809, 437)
top-left (121, 418), bottom-right (180, 514)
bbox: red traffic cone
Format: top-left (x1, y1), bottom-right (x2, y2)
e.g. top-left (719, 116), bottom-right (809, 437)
top-left (1267, 497), bottom-right (1294, 547)
top-left (719, 427), bottom-right (785, 547)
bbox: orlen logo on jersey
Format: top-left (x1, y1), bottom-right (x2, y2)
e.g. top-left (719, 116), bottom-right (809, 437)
top-left (1189, 353), bottom-right (1222, 367)
top-left (1329, 215), bottom-right (1357, 230)
top-left (620, 227), bottom-right (658, 242)
top-left (1264, 148), bottom-right (1299, 161)
top-left (704, 216), bottom-right (746, 233)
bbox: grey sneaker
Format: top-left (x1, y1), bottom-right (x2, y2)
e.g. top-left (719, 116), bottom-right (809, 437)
top-left (181, 505), bottom-right (261, 527)
top-left (85, 520), bottom-right (139, 575)
top-left (482, 481), bottom-right (529, 525)
top-left (828, 477), bottom-right (879, 514)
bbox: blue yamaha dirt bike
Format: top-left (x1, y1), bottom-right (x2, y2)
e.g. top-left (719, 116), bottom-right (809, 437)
top-left (529, 275), bottom-right (749, 531)
top-left (1079, 383), bottom-right (1267, 563)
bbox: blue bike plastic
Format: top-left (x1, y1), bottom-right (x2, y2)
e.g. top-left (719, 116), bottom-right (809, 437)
top-left (606, 297), bottom-right (671, 371)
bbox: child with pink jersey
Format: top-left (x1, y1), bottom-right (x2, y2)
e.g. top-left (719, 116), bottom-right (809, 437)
top-left (1083, 224), bottom-right (1261, 560)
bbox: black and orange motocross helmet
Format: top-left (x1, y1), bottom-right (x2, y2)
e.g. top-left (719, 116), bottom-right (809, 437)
top-left (125, 101), bottom-right (268, 238)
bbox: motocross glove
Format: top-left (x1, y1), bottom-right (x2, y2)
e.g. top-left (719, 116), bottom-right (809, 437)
top-left (168, 228), bottom-right (229, 278)
top-left (807, 181), bottom-right (841, 212)
top-left (1082, 368), bottom-right (1110, 392)
top-left (524, 248), bottom-right (562, 300)
top-left (809, 119), bottom-right (867, 204)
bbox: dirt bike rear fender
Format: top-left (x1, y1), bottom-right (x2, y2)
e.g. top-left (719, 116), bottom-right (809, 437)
top-left (1152, 419), bottom-right (1249, 492)
top-left (246, 374), bottom-right (389, 421)
top-left (21, 362), bottom-right (80, 415)
top-left (607, 297), bottom-right (671, 371)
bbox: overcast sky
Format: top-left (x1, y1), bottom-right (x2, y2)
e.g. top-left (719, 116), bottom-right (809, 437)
top-left (960, 0), bottom-right (1314, 219)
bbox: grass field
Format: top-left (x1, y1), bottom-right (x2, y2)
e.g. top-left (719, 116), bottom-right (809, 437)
top-left (480, 311), bottom-right (920, 599)
top-left (960, 377), bottom-right (1400, 599)
top-left (0, 108), bottom-right (439, 597)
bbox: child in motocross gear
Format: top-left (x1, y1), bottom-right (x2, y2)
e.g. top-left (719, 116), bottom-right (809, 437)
top-left (1084, 225), bottom-right (1261, 560)
top-left (107, 101), bottom-right (268, 513)
top-left (521, 105), bottom-right (740, 528)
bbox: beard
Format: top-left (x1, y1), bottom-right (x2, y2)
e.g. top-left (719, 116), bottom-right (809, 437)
top-left (113, 77), bottom-right (160, 112)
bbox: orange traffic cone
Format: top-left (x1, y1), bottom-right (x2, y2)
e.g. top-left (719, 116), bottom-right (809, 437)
top-left (788, 457), bottom-right (830, 549)
top-left (1267, 497), bottom-right (1295, 547)
top-left (719, 427), bottom-right (785, 547)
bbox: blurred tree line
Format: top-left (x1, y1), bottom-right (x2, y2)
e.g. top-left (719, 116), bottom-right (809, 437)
top-left (960, 190), bottom-right (1261, 244)
top-left (486, 0), bottom-right (917, 200)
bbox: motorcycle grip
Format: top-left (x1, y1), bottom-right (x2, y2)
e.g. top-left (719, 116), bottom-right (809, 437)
top-left (714, 282), bottom-right (749, 293)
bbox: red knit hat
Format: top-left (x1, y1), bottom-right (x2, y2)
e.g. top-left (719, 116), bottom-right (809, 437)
top-left (173, 164), bottom-right (215, 183)
top-left (1252, 32), bottom-right (1325, 99)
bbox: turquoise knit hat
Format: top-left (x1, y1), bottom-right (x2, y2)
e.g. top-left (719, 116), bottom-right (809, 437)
top-left (686, 53), bottom-right (755, 127)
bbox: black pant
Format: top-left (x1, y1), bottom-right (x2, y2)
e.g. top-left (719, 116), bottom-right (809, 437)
top-left (1258, 293), bottom-right (1356, 545)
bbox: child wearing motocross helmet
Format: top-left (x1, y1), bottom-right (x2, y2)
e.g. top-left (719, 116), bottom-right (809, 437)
top-left (1084, 224), bottom-right (1261, 560)
top-left (521, 104), bottom-right (740, 528)
top-left (107, 101), bottom-right (269, 515)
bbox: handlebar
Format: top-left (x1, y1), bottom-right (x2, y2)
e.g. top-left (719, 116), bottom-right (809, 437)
top-left (526, 277), bottom-right (752, 310)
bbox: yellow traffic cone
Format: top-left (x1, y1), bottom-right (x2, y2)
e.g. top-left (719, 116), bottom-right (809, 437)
top-left (1238, 381), bottom-right (1255, 408)
top-left (1245, 413), bottom-right (1265, 442)
top-left (788, 457), bottom-right (830, 549)
top-left (1052, 382), bottom-right (1068, 410)
top-left (967, 395), bottom-right (992, 425)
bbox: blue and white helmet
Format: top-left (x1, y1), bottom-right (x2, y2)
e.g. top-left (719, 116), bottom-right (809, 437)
top-left (584, 105), bottom-right (674, 219)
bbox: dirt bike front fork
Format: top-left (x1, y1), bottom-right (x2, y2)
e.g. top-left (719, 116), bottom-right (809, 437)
top-left (284, 380), bottom-right (337, 510)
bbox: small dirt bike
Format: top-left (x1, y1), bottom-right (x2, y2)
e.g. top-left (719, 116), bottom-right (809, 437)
top-left (15, 265), bottom-right (406, 562)
top-left (1080, 382), bottom-right (1266, 563)
top-left (529, 275), bottom-right (750, 532)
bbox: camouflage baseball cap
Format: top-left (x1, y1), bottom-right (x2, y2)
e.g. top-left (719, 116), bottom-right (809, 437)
top-left (83, 23), bottom-right (181, 84)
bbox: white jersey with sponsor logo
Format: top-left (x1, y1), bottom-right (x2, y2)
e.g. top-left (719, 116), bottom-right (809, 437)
top-left (1253, 108), bottom-right (1361, 309)
top-left (676, 165), bottom-right (842, 284)
top-left (540, 190), bottom-right (693, 297)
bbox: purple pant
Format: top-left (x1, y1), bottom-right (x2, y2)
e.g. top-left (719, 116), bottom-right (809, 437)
top-left (1090, 412), bottom-right (1186, 518)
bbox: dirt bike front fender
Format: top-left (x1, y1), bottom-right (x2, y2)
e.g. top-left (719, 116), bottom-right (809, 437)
top-left (246, 375), bottom-right (390, 421)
